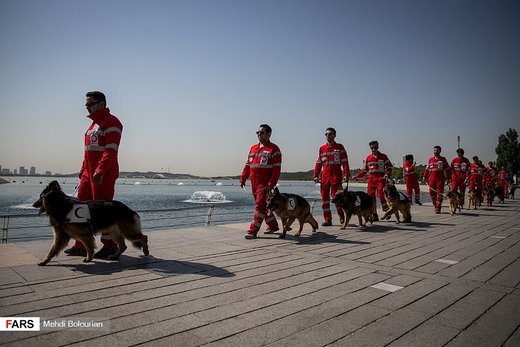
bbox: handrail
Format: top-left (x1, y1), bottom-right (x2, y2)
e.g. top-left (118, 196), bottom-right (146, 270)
top-left (0, 204), bottom-right (246, 244)
top-left (0, 197), bottom-right (322, 243)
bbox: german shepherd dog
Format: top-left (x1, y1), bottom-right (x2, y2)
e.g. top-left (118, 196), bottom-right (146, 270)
top-left (266, 187), bottom-right (318, 238)
top-left (493, 185), bottom-right (505, 203)
top-left (331, 189), bottom-right (374, 229)
top-left (467, 187), bottom-right (481, 210)
top-left (446, 188), bottom-right (462, 215)
top-left (33, 181), bottom-right (149, 266)
top-left (381, 181), bottom-right (412, 224)
top-left (483, 185), bottom-right (495, 206)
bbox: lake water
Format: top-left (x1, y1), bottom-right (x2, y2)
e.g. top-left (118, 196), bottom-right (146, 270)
top-left (0, 176), bottom-right (433, 242)
top-left (0, 177), bottom-right (323, 242)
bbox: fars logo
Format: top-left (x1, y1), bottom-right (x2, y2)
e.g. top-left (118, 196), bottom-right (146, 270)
top-left (0, 317), bottom-right (40, 331)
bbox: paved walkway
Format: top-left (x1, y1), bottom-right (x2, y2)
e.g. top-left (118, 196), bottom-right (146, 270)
top-left (1, 199), bottom-right (519, 346)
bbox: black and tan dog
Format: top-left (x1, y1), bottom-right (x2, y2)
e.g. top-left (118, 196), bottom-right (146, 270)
top-left (493, 185), bottom-right (505, 203)
top-left (33, 180), bottom-right (149, 266)
top-left (381, 181), bottom-right (412, 223)
top-left (483, 185), bottom-right (495, 207)
top-left (331, 189), bottom-right (374, 229)
top-left (467, 187), bottom-right (481, 210)
top-left (266, 187), bottom-right (318, 238)
top-left (446, 188), bottom-right (462, 215)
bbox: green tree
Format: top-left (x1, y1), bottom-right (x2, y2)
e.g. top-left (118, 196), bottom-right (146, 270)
top-left (495, 128), bottom-right (520, 178)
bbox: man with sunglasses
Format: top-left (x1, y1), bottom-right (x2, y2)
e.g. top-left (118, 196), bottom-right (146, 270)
top-left (354, 140), bottom-right (393, 221)
top-left (240, 124), bottom-right (281, 239)
top-left (313, 127), bottom-right (350, 226)
top-left (65, 91), bottom-right (123, 258)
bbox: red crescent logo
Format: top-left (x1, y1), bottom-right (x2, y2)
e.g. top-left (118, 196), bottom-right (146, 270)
top-left (74, 207), bottom-right (84, 219)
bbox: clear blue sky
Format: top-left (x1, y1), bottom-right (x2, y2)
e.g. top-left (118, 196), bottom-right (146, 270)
top-left (1, 0), bottom-right (518, 176)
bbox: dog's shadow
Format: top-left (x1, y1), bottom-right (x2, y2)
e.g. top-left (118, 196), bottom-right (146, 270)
top-left (344, 220), bottom-right (456, 233)
top-left (67, 255), bottom-right (235, 278)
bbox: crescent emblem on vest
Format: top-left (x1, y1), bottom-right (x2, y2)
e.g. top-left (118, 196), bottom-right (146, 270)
top-left (74, 206), bottom-right (85, 219)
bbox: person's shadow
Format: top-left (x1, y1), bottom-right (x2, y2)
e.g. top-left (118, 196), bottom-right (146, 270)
top-left (66, 255), bottom-right (235, 278)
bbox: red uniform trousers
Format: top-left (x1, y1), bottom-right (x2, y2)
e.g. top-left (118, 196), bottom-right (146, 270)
top-left (367, 177), bottom-right (388, 212)
top-left (499, 179), bottom-right (508, 197)
top-left (249, 184), bottom-right (278, 233)
top-left (77, 170), bottom-right (117, 201)
top-left (405, 175), bottom-right (420, 203)
top-left (428, 177), bottom-right (446, 212)
top-left (320, 181), bottom-right (343, 221)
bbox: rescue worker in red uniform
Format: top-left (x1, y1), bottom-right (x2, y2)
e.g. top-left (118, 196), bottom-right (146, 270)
top-left (354, 141), bottom-right (393, 221)
top-left (240, 124), bottom-right (281, 239)
top-left (498, 166), bottom-right (509, 198)
top-left (422, 146), bottom-right (451, 214)
top-left (313, 128), bottom-right (350, 226)
top-left (467, 156), bottom-right (485, 201)
top-left (485, 161), bottom-right (499, 188)
top-left (403, 154), bottom-right (422, 205)
top-left (65, 91), bottom-right (122, 258)
top-left (450, 148), bottom-right (471, 206)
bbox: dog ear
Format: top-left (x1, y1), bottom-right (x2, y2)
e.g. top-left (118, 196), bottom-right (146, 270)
top-left (49, 180), bottom-right (60, 190)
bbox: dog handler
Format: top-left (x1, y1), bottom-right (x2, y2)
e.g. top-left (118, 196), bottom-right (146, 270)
top-left (313, 127), bottom-right (350, 226)
top-left (403, 154), bottom-right (422, 205)
top-left (450, 148), bottom-right (471, 206)
top-left (498, 166), bottom-right (510, 198)
top-left (422, 145), bottom-right (451, 214)
top-left (240, 124), bottom-right (281, 239)
top-left (354, 141), bottom-right (393, 221)
top-left (467, 156), bottom-right (485, 201)
top-left (65, 91), bottom-right (122, 258)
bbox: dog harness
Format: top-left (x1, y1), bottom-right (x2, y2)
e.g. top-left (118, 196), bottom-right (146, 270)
top-left (287, 197), bottom-right (297, 211)
top-left (65, 204), bottom-right (91, 223)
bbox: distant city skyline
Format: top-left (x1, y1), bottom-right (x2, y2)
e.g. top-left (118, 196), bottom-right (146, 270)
top-left (0, 164), bottom-right (52, 176)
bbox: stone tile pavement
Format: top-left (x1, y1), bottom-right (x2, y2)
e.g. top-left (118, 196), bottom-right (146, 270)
top-left (0, 199), bottom-right (519, 346)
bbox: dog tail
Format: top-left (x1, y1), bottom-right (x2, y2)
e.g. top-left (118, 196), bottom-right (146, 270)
top-left (308, 214), bottom-right (319, 230)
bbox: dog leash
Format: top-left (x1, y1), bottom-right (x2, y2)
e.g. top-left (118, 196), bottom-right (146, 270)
top-left (71, 185), bottom-right (79, 198)
top-left (424, 182), bottom-right (450, 199)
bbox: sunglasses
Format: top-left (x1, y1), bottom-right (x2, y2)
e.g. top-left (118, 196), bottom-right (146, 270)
top-left (370, 147), bottom-right (378, 150)
top-left (85, 101), bottom-right (101, 108)
top-left (256, 131), bottom-right (267, 135)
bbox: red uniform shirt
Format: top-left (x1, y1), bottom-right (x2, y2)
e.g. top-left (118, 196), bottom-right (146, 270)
top-left (314, 142), bottom-right (350, 185)
top-left (355, 153), bottom-right (393, 180)
top-left (498, 170), bottom-right (509, 181)
top-left (485, 165), bottom-right (498, 181)
top-left (451, 156), bottom-right (470, 180)
top-left (240, 141), bottom-right (282, 188)
top-left (468, 163), bottom-right (485, 182)
top-left (423, 156), bottom-right (451, 182)
top-left (403, 160), bottom-right (418, 182)
top-left (80, 107), bottom-right (122, 176)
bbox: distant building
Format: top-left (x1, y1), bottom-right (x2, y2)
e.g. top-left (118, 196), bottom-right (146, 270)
top-left (14, 169), bottom-right (18, 175)
top-left (30, 166), bottom-right (36, 175)
top-left (19, 166), bottom-right (28, 175)
top-left (45, 171), bottom-right (52, 176)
